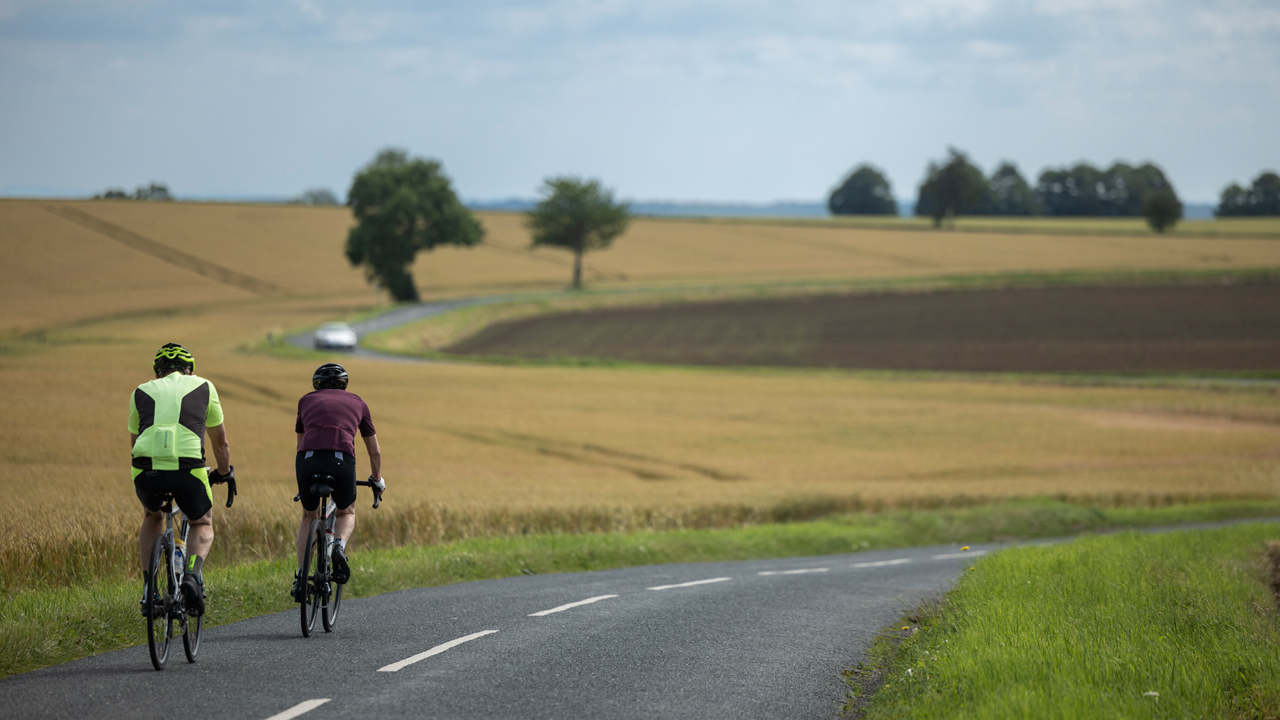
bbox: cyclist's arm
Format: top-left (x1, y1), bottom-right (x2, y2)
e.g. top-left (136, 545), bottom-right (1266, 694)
top-left (362, 434), bottom-right (382, 481)
top-left (297, 433), bottom-right (304, 452)
top-left (130, 432), bottom-right (137, 450)
top-left (207, 423), bottom-right (231, 475)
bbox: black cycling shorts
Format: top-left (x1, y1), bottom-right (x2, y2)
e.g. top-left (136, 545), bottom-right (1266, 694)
top-left (135, 468), bottom-right (213, 520)
top-left (296, 450), bottom-right (357, 511)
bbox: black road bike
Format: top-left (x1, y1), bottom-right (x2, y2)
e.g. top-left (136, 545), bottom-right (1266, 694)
top-left (143, 470), bottom-right (236, 671)
top-left (295, 475), bottom-right (383, 637)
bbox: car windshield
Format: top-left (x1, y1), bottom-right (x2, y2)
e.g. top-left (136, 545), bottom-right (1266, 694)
top-left (319, 323), bottom-right (352, 332)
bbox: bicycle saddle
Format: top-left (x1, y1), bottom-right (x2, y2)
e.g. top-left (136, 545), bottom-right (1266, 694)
top-left (309, 474), bottom-right (336, 497)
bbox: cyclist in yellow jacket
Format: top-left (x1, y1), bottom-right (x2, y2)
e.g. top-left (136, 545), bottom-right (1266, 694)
top-left (129, 343), bottom-right (233, 616)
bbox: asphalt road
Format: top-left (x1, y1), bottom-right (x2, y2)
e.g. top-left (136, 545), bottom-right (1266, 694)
top-left (1, 544), bottom-right (986, 720)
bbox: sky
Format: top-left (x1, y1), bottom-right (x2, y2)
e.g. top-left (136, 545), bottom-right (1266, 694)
top-left (1, 0), bottom-right (1277, 203)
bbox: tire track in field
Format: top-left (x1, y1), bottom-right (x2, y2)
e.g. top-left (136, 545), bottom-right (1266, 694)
top-left (44, 204), bottom-right (291, 297)
top-left (428, 426), bottom-right (746, 482)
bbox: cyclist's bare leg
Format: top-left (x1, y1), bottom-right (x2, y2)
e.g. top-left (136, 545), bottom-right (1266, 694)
top-left (334, 505), bottom-right (355, 543)
top-left (139, 509), bottom-right (164, 572)
top-left (296, 508), bottom-right (320, 566)
top-left (187, 510), bottom-right (214, 565)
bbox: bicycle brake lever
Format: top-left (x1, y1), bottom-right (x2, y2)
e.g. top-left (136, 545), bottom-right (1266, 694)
top-left (225, 477), bottom-right (237, 508)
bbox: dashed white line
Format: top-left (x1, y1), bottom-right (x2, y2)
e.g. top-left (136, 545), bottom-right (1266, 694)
top-left (648, 577), bottom-right (732, 591)
top-left (852, 558), bottom-right (913, 568)
top-left (529, 595), bottom-right (619, 616)
top-left (264, 699), bottom-right (331, 720)
top-left (377, 630), bottom-right (500, 672)
top-left (932, 550), bottom-right (987, 560)
top-left (758, 568), bottom-right (829, 576)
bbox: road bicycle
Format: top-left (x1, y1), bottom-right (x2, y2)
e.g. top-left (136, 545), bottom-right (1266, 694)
top-left (295, 475), bottom-right (383, 637)
top-left (143, 470), bottom-right (237, 671)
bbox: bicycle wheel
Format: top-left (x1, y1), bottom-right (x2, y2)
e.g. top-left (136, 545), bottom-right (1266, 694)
top-left (300, 521), bottom-right (322, 637)
top-left (183, 608), bottom-right (202, 662)
top-left (322, 571), bottom-right (342, 632)
top-left (145, 537), bottom-right (173, 670)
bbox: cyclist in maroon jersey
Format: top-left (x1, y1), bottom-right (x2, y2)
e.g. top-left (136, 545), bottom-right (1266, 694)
top-left (291, 363), bottom-right (385, 601)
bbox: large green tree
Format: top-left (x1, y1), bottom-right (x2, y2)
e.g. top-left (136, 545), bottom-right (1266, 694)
top-left (1035, 162), bottom-right (1175, 216)
top-left (345, 149), bottom-right (484, 302)
top-left (828, 164), bottom-right (897, 215)
top-left (1142, 189), bottom-right (1183, 233)
top-left (526, 176), bottom-right (630, 289)
top-left (915, 148), bottom-right (987, 228)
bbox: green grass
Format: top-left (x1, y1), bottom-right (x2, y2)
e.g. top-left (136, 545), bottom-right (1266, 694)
top-left (5, 498), bottom-right (1280, 679)
top-left (857, 523), bottom-right (1280, 719)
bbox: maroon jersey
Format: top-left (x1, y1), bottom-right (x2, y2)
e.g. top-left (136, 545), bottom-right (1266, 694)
top-left (295, 389), bottom-right (376, 455)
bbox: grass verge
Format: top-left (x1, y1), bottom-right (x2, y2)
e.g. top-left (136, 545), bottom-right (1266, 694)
top-left (4, 498), bottom-right (1280, 679)
top-left (854, 523), bottom-right (1280, 719)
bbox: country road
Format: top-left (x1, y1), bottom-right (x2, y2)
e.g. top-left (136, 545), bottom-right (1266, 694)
top-left (0, 544), bottom-right (987, 720)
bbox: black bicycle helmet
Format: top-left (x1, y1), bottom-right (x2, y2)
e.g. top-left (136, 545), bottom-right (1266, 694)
top-left (154, 343), bottom-right (195, 375)
top-left (312, 363), bottom-right (349, 390)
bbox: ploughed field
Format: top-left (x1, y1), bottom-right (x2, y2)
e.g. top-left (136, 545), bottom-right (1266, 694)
top-left (445, 283), bottom-right (1280, 372)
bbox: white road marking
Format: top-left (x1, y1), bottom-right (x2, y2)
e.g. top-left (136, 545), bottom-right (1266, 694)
top-left (852, 558), bottom-right (913, 568)
top-left (758, 568), bottom-right (829, 576)
top-left (264, 699), bottom-right (331, 720)
top-left (648, 577), bottom-right (732, 591)
top-left (377, 630), bottom-right (499, 672)
top-left (529, 594), bottom-right (619, 616)
top-left (932, 550), bottom-right (987, 560)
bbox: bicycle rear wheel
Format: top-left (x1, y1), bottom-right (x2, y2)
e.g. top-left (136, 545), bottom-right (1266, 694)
top-left (145, 537), bottom-right (173, 670)
top-left (322, 574), bottom-right (342, 632)
top-left (183, 610), bottom-right (202, 662)
top-left (300, 521), bottom-right (322, 637)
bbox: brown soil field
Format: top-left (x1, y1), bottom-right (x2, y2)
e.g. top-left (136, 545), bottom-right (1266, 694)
top-left (444, 283), bottom-right (1280, 372)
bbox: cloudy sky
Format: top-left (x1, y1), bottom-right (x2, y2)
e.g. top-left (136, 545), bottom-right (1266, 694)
top-left (1, 0), bottom-right (1277, 203)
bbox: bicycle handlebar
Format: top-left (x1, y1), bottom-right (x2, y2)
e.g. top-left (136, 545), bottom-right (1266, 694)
top-left (289, 476), bottom-right (385, 508)
top-left (208, 466), bottom-right (237, 508)
top-left (357, 477), bottom-right (385, 509)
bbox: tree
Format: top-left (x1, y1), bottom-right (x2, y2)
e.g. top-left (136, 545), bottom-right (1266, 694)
top-left (828, 164), bottom-right (897, 215)
top-left (1143, 189), bottom-right (1183, 233)
top-left (345, 149), bottom-right (484, 302)
top-left (972, 162), bottom-right (1041, 215)
top-left (294, 188), bottom-right (340, 205)
top-left (915, 148), bottom-right (987, 228)
top-left (1036, 162), bottom-right (1174, 216)
top-left (134, 183), bottom-right (172, 201)
top-left (526, 177), bottom-right (630, 289)
top-left (1216, 171), bottom-right (1280, 216)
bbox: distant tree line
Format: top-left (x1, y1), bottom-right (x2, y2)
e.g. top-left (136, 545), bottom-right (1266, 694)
top-left (1216, 172), bottom-right (1280, 216)
top-left (829, 149), bottom-right (1186, 232)
top-left (93, 182), bottom-right (172, 201)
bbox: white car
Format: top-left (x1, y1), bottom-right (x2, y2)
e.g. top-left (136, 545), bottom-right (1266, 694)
top-left (313, 322), bottom-right (358, 351)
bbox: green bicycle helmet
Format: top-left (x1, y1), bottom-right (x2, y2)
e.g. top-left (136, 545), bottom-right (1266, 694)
top-left (153, 343), bottom-right (195, 375)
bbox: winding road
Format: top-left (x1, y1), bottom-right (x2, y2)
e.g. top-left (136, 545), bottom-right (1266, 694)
top-left (1, 544), bottom-right (985, 719)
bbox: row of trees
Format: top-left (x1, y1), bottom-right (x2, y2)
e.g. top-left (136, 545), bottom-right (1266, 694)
top-left (1217, 172), bottom-right (1280, 216)
top-left (830, 150), bottom-right (1187, 231)
top-left (93, 182), bottom-right (173, 201)
top-left (345, 149), bottom-right (630, 301)
top-left (830, 152), bottom-right (1280, 232)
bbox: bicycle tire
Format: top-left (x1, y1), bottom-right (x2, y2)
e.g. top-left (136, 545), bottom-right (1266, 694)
top-left (300, 521), bottom-right (322, 637)
top-left (322, 572), bottom-right (342, 632)
top-left (145, 537), bottom-right (173, 670)
top-left (183, 610), bottom-right (202, 662)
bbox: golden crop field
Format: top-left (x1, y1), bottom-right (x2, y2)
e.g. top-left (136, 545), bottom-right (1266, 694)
top-left (2, 199), bottom-right (1279, 590)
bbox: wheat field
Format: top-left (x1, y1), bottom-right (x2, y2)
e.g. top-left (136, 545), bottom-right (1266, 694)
top-left (2, 199), bottom-right (1279, 590)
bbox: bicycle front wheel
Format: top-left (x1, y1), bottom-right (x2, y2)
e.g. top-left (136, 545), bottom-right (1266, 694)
top-left (145, 537), bottom-right (173, 670)
top-left (300, 521), bottom-right (322, 637)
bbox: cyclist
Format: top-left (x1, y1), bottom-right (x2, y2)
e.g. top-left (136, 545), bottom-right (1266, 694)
top-left (292, 363), bottom-right (384, 601)
top-left (130, 343), bottom-right (233, 617)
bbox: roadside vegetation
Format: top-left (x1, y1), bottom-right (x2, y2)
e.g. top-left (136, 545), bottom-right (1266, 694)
top-left (853, 523), bottom-right (1280, 719)
top-left (5, 498), bottom-right (1280, 679)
